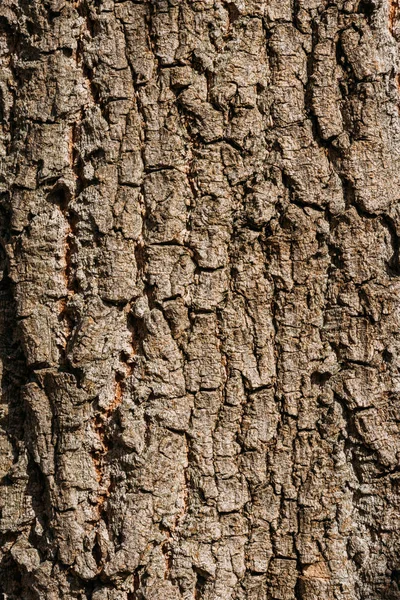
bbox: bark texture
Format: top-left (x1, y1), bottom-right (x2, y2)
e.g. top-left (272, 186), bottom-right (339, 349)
top-left (1, 0), bottom-right (400, 598)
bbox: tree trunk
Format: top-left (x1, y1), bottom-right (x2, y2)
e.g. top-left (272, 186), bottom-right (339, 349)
top-left (0, 0), bottom-right (400, 598)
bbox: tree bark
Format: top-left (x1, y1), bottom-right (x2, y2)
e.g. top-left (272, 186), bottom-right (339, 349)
top-left (0, 0), bottom-right (400, 598)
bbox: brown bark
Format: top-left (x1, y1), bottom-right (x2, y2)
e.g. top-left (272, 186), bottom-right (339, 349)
top-left (1, 0), bottom-right (400, 598)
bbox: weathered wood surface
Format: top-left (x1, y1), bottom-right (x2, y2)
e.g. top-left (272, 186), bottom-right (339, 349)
top-left (1, 0), bottom-right (400, 598)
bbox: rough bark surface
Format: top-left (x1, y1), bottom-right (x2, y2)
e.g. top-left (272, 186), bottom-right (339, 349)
top-left (0, 0), bottom-right (400, 598)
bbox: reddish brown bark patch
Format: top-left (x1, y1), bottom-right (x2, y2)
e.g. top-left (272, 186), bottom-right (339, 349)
top-left (389, 0), bottom-right (399, 35)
